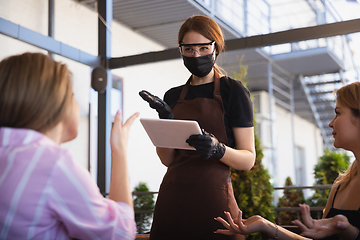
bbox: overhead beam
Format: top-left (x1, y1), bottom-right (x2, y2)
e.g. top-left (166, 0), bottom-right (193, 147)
top-left (109, 18), bottom-right (360, 69)
top-left (0, 17), bottom-right (100, 67)
top-left (109, 48), bottom-right (179, 69)
top-left (225, 18), bottom-right (360, 50)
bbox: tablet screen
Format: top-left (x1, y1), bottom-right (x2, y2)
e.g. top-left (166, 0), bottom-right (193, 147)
top-left (140, 118), bottom-right (202, 150)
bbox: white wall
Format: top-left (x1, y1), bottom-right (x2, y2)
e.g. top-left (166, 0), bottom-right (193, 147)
top-left (274, 106), bottom-right (323, 185)
top-left (293, 112), bottom-right (323, 194)
top-left (272, 105), bottom-right (323, 199)
top-left (273, 106), bottom-right (295, 185)
top-left (253, 91), bottom-right (324, 188)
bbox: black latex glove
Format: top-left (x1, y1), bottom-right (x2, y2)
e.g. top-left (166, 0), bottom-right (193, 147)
top-left (139, 90), bottom-right (174, 119)
top-left (186, 129), bottom-right (226, 160)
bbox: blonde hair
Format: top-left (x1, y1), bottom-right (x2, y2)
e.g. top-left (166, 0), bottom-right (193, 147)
top-left (0, 52), bottom-right (73, 133)
top-left (333, 82), bottom-right (360, 189)
top-left (178, 15), bottom-right (226, 75)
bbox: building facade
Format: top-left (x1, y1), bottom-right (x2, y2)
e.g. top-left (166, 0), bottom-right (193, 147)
top-left (1, 0), bottom-right (357, 196)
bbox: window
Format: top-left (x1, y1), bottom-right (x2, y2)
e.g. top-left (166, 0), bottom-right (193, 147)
top-left (294, 146), bottom-right (306, 186)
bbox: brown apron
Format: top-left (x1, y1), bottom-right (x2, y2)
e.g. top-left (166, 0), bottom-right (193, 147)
top-left (150, 73), bottom-right (244, 240)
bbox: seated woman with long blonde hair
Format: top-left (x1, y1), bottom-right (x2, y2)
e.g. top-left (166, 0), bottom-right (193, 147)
top-left (215, 81), bottom-right (360, 240)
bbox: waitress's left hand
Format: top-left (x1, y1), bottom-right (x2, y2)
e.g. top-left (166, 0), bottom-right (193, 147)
top-left (186, 129), bottom-right (226, 160)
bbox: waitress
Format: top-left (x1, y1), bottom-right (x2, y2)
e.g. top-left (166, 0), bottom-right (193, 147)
top-left (140, 15), bottom-right (256, 240)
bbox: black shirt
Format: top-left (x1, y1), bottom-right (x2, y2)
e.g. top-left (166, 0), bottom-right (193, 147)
top-left (321, 185), bottom-right (360, 240)
top-left (163, 76), bottom-right (254, 148)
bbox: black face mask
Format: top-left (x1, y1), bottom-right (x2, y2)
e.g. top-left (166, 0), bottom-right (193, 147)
top-left (182, 53), bottom-right (215, 77)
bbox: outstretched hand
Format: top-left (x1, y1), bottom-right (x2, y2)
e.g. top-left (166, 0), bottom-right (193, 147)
top-left (215, 209), bottom-right (265, 236)
top-left (186, 129), bottom-right (226, 160)
top-left (293, 204), bottom-right (358, 239)
top-left (295, 214), bottom-right (351, 239)
top-left (139, 90), bottom-right (173, 119)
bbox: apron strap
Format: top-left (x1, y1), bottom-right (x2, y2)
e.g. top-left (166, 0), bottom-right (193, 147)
top-left (179, 76), bottom-right (192, 101)
top-left (213, 71), bottom-right (222, 103)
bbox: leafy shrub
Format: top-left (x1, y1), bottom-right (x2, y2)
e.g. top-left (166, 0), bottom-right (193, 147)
top-left (306, 150), bottom-right (350, 214)
top-left (231, 133), bottom-right (275, 240)
top-left (133, 182), bottom-right (155, 234)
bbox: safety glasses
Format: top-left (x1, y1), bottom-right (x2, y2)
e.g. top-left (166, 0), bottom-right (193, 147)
top-left (179, 41), bottom-right (215, 57)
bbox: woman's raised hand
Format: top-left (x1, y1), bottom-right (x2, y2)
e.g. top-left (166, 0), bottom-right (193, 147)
top-left (108, 110), bottom-right (138, 205)
top-left (110, 110), bottom-right (139, 154)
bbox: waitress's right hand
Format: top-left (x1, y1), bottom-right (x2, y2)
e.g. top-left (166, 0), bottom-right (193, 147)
top-left (139, 90), bottom-right (174, 119)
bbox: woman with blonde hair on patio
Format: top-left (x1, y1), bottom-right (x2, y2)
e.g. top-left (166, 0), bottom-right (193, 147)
top-left (215, 81), bottom-right (360, 240)
top-left (0, 52), bottom-right (138, 239)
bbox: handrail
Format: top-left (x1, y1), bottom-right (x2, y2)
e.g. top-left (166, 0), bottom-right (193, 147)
top-left (273, 184), bottom-right (332, 190)
top-left (273, 184), bottom-right (330, 223)
top-left (132, 191), bottom-right (158, 196)
top-left (274, 206), bottom-right (324, 211)
top-left (132, 184), bottom-right (332, 198)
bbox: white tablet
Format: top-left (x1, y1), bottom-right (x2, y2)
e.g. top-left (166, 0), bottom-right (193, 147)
top-left (140, 118), bottom-right (202, 150)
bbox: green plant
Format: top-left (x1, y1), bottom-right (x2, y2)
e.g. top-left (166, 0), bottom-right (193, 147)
top-left (232, 55), bottom-right (248, 86)
top-left (306, 149), bottom-right (350, 211)
top-left (277, 177), bottom-right (305, 225)
top-left (132, 182), bottom-right (155, 234)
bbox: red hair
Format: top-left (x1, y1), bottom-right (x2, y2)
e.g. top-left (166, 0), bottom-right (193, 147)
top-left (178, 15), bottom-right (225, 75)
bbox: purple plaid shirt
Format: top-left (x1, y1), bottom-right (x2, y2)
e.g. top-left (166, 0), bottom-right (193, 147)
top-left (0, 127), bottom-right (136, 239)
